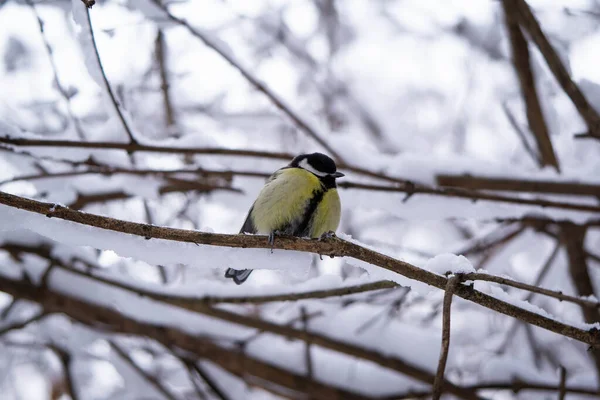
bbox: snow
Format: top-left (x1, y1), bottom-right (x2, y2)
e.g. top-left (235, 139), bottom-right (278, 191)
top-left (424, 253), bottom-right (475, 275)
top-left (0, 201), bottom-right (313, 278)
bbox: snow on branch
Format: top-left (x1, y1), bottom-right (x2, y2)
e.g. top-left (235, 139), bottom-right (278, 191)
top-left (0, 190), bottom-right (598, 347)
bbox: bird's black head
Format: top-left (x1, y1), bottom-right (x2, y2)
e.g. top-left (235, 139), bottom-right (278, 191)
top-left (290, 153), bottom-right (344, 187)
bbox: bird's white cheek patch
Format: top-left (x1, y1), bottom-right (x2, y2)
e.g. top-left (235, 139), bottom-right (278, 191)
top-left (299, 159), bottom-right (327, 177)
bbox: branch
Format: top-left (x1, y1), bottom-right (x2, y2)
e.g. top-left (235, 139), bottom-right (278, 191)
top-left (0, 242), bottom-right (479, 399)
top-left (4, 137), bottom-right (600, 213)
top-left (185, 360), bottom-right (230, 400)
top-left (461, 272), bottom-right (600, 309)
top-left (151, 3), bottom-right (344, 162)
top-left (48, 343), bottom-right (80, 400)
top-left (502, 102), bottom-right (541, 166)
top-left (0, 190), bottom-right (598, 347)
top-left (341, 181), bottom-right (600, 213)
top-left (84, 7), bottom-right (137, 143)
top-left (0, 137), bottom-right (294, 160)
top-left (437, 174), bottom-right (600, 197)
top-left (432, 276), bottom-right (459, 400)
top-left (26, 0), bottom-right (85, 139)
top-left (0, 277), bottom-right (382, 400)
top-left (503, 0), bottom-right (559, 170)
top-left (109, 340), bottom-right (178, 400)
top-left (155, 30), bottom-right (176, 134)
top-left (0, 312), bottom-right (45, 336)
top-left (511, 0), bottom-right (600, 138)
top-left (560, 222), bottom-right (600, 382)
top-left (387, 380), bottom-right (599, 399)
top-left (2, 243), bottom-right (398, 304)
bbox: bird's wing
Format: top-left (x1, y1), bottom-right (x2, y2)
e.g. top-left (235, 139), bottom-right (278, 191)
top-left (249, 168), bottom-right (321, 235)
top-left (239, 205), bottom-right (257, 234)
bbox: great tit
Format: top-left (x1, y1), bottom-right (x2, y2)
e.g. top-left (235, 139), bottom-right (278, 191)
top-left (225, 152), bottom-right (344, 284)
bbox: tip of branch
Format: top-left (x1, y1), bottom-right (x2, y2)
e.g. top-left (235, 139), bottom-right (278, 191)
top-left (81, 0), bottom-right (95, 8)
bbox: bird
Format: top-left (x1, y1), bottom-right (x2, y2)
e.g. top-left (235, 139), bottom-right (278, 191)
top-left (225, 152), bottom-right (344, 285)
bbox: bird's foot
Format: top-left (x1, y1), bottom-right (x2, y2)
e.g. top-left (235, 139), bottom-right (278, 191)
top-left (268, 230), bottom-right (283, 253)
top-left (318, 231), bottom-right (336, 241)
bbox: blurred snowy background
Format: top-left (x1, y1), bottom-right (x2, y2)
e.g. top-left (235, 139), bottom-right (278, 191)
top-left (0, 0), bottom-right (599, 398)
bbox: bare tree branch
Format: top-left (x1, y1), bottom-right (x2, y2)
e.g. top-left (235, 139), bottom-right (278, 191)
top-left (84, 7), bottom-right (137, 144)
top-left (151, 2), bottom-right (344, 162)
top-left (432, 276), bottom-right (459, 400)
top-left (511, 0), bottom-right (600, 138)
top-left (437, 174), bottom-right (600, 197)
top-left (0, 190), bottom-right (598, 347)
top-left (109, 340), bottom-right (178, 400)
top-left (560, 222), bottom-right (600, 383)
top-left (0, 276), bottom-right (385, 400)
top-left (503, 0), bottom-right (559, 170)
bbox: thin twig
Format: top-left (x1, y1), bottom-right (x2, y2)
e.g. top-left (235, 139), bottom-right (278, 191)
top-left (432, 276), bottom-right (459, 400)
top-left (502, 102), bottom-right (541, 166)
top-left (186, 361), bottom-right (231, 400)
top-left (152, 2), bottom-right (343, 162)
top-left (109, 340), bottom-right (178, 400)
top-left (84, 8), bottom-right (137, 143)
top-left (26, 0), bottom-right (85, 139)
top-left (461, 272), bottom-right (600, 309)
top-left (0, 312), bottom-right (45, 336)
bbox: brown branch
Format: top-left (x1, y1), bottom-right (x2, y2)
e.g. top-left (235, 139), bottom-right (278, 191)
top-left (84, 8), bottom-right (137, 144)
top-left (511, 0), bottom-right (600, 138)
top-left (48, 343), bottom-right (80, 400)
top-left (461, 272), bottom-right (600, 309)
top-left (109, 340), bottom-right (178, 400)
top-left (3, 137), bottom-right (600, 211)
top-left (503, 0), bottom-right (559, 170)
top-left (432, 276), bottom-right (459, 400)
top-left (387, 380), bottom-right (599, 399)
top-left (0, 167), bottom-right (269, 186)
top-left (502, 102), bottom-right (541, 166)
top-left (2, 243), bottom-right (398, 304)
top-left (437, 174), bottom-right (600, 197)
top-left (0, 242), bottom-right (478, 399)
top-left (151, 3), bottom-right (344, 162)
top-left (0, 312), bottom-right (45, 336)
top-left (0, 191), bottom-right (598, 348)
top-left (560, 222), bottom-right (600, 383)
top-left (0, 137), bottom-right (295, 160)
top-left (67, 182), bottom-right (239, 209)
top-left (185, 361), bottom-right (230, 400)
top-left (26, 0), bottom-right (85, 139)
top-left (340, 181), bottom-right (600, 213)
top-left (559, 366), bottom-right (567, 400)
top-left (155, 30), bottom-right (176, 133)
top-left (0, 277), bottom-right (372, 400)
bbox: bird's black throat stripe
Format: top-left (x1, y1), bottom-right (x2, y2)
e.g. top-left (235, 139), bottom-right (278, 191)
top-left (294, 187), bottom-right (326, 237)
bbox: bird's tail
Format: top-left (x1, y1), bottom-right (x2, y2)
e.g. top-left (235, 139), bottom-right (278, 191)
top-left (225, 268), bottom-right (253, 285)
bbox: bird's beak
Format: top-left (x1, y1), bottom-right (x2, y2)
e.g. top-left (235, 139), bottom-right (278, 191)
top-left (332, 171), bottom-right (345, 178)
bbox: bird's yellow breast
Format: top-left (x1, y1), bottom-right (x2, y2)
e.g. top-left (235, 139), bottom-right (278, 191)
top-left (250, 168), bottom-right (322, 235)
top-left (308, 188), bottom-right (341, 237)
